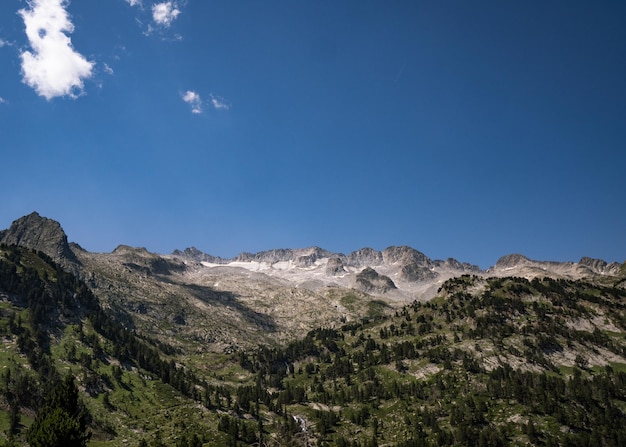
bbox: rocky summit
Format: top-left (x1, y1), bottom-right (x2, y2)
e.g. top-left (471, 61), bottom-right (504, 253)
top-left (0, 211), bottom-right (78, 266)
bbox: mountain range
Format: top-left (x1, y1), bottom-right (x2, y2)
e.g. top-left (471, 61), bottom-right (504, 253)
top-left (2, 212), bottom-right (621, 294)
top-left (1, 212), bottom-right (626, 446)
top-left (1, 212), bottom-right (623, 351)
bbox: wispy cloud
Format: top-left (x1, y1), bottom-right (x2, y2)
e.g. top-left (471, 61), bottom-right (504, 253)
top-left (126, 0), bottom-right (141, 6)
top-left (18, 0), bottom-right (94, 100)
top-left (152, 2), bottom-right (181, 27)
top-left (103, 63), bottom-right (114, 75)
top-left (210, 94), bottom-right (230, 110)
top-left (0, 38), bottom-right (8, 47)
top-left (0, 97), bottom-right (6, 104)
top-left (182, 90), bottom-right (202, 114)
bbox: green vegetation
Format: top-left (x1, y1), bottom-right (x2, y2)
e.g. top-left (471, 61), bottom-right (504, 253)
top-left (27, 375), bottom-right (90, 447)
top-left (2, 246), bottom-right (626, 446)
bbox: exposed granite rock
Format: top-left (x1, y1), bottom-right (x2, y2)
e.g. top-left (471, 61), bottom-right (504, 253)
top-left (113, 245), bottom-right (186, 276)
top-left (307, 247), bottom-right (336, 261)
top-left (172, 247), bottom-right (226, 264)
top-left (0, 212), bottom-right (78, 265)
top-left (400, 262), bottom-right (437, 282)
top-left (578, 257), bottom-right (622, 275)
top-left (356, 267), bottom-right (396, 293)
top-left (382, 246), bottom-right (431, 267)
top-left (439, 257), bottom-right (462, 270)
top-left (460, 262), bottom-right (482, 272)
top-left (346, 247), bottom-right (383, 267)
top-left (494, 254), bottom-right (531, 269)
top-left (433, 258), bottom-right (481, 272)
top-left (295, 254), bottom-right (317, 267)
top-left (236, 247), bottom-right (335, 264)
top-left (326, 257), bottom-right (346, 276)
top-left (236, 248), bottom-right (294, 263)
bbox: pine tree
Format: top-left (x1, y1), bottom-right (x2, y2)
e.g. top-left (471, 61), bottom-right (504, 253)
top-left (26, 375), bottom-right (90, 447)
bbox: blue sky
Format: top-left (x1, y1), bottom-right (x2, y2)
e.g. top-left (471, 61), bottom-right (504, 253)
top-left (1, 0), bottom-right (624, 268)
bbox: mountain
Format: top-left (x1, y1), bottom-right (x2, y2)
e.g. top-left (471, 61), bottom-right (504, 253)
top-left (0, 212), bottom-right (625, 446)
top-left (0, 244), bottom-right (212, 445)
top-left (488, 253), bottom-right (623, 278)
top-left (172, 244), bottom-right (482, 301)
top-left (2, 240), bottom-right (626, 446)
top-left (1, 213), bottom-right (623, 350)
top-left (0, 211), bottom-right (78, 266)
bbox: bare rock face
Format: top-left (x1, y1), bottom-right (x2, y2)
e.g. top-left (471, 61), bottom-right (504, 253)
top-left (0, 212), bottom-right (78, 265)
top-left (235, 247), bottom-right (334, 264)
top-left (113, 245), bottom-right (186, 276)
top-left (295, 254), bottom-right (317, 267)
top-left (578, 257), bottom-right (622, 275)
top-left (236, 248), bottom-right (294, 263)
top-left (346, 248), bottom-right (384, 267)
top-left (400, 262), bottom-right (437, 282)
top-left (356, 267), bottom-right (396, 294)
top-left (382, 246), bottom-right (431, 266)
top-left (326, 257), bottom-right (346, 276)
top-left (172, 247), bottom-right (226, 264)
top-left (494, 254), bottom-right (531, 269)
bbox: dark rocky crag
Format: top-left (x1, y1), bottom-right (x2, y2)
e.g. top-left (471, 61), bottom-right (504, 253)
top-left (326, 257), bottom-right (346, 276)
top-left (172, 246), bottom-right (228, 264)
top-left (0, 212), bottom-right (79, 266)
top-left (355, 267), bottom-right (397, 294)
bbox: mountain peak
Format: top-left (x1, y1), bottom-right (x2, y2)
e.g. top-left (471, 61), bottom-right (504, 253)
top-left (494, 253), bottom-right (531, 269)
top-left (382, 246), bottom-right (431, 266)
top-left (0, 212), bottom-right (77, 265)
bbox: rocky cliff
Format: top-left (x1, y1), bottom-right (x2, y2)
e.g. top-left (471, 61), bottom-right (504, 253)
top-left (0, 212), bottom-right (78, 266)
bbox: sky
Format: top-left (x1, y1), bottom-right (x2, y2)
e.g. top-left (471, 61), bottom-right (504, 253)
top-left (0, 0), bottom-right (625, 269)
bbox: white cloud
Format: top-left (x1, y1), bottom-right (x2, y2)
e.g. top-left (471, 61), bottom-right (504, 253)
top-left (18, 0), bottom-right (94, 100)
top-left (182, 90), bottom-right (202, 114)
top-left (0, 97), bottom-right (6, 104)
top-left (0, 39), bottom-right (7, 47)
top-left (152, 2), bottom-right (181, 27)
top-left (126, 0), bottom-right (141, 6)
top-left (103, 63), bottom-right (114, 75)
top-left (210, 94), bottom-right (230, 110)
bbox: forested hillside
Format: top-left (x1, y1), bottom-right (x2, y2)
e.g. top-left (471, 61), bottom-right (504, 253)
top-left (1, 244), bottom-right (626, 446)
top-left (0, 245), bottom-right (213, 446)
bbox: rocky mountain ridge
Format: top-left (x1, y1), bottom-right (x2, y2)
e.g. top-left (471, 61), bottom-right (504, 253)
top-left (2, 213), bottom-right (622, 297)
top-left (2, 212), bottom-right (624, 352)
top-left (174, 244), bottom-right (480, 273)
top-left (489, 252), bottom-right (623, 278)
top-left (172, 244), bottom-right (622, 300)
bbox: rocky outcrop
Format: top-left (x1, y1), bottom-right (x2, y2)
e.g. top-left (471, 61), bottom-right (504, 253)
top-left (172, 247), bottom-right (226, 264)
top-left (382, 246), bottom-right (431, 266)
top-left (326, 257), bottom-right (346, 276)
top-left (578, 257), bottom-right (622, 275)
top-left (114, 245), bottom-right (186, 276)
top-left (346, 248), bottom-right (383, 267)
top-left (356, 267), bottom-right (396, 294)
top-left (236, 248), bottom-right (293, 263)
top-left (235, 247), bottom-right (334, 264)
top-left (494, 254), bottom-right (531, 269)
top-left (433, 258), bottom-right (481, 272)
top-left (295, 254), bottom-right (317, 267)
top-left (400, 262), bottom-right (437, 282)
top-left (488, 253), bottom-right (626, 281)
top-left (0, 212), bottom-right (78, 265)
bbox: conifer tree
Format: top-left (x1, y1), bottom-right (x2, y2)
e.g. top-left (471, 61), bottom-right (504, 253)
top-left (26, 375), bottom-right (90, 447)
